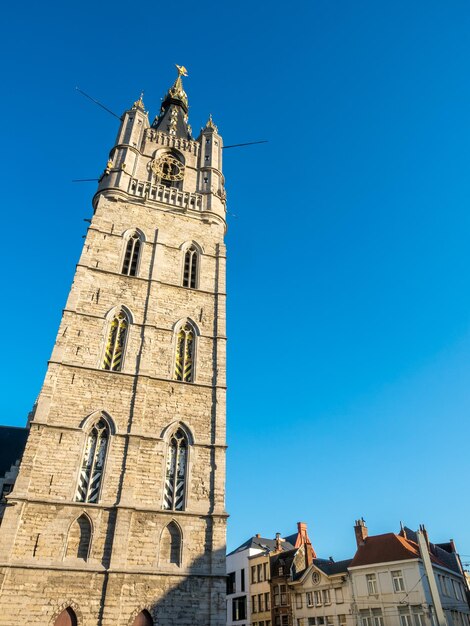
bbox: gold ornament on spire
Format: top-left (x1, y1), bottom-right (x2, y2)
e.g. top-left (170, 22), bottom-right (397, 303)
top-left (205, 114), bottom-right (218, 133)
top-left (133, 91), bottom-right (145, 110)
top-left (175, 64), bottom-right (188, 77)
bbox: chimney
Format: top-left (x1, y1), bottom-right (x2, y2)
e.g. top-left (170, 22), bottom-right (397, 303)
top-left (354, 518), bottom-right (368, 547)
top-left (419, 524), bottom-right (430, 551)
top-left (275, 532), bottom-right (282, 552)
top-left (255, 534), bottom-right (261, 538)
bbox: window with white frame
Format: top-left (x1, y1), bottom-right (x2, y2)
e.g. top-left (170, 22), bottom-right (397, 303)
top-left (410, 606), bottom-right (425, 626)
top-left (392, 570), bottom-right (405, 592)
top-left (338, 616), bottom-right (347, 626)
top-left (334, 587), bottom-right (344, 603)
top-left (359, 611), bottom-right (372, 626)
top-left (274, 586), bottom-right (280, 607)
top-left (280, 584), bottom-right (288, 605)
top-left (259, 594), bottom-right (265, 612)
top-left (398, 608), bottom-right (413, 626)
top-left (306, 592), bottom-right (314, 607)
top-left (326, 618), bottom-right (334, 626)
top-left (372, 609), bottom-right (384, 626)
top-left (314, 590), bottom-right (322, 606)
top-left (366, 574), bottom-right (378, 595)
top-left (252, 565), bottom-right (257, 584)
top-left (322, 589), bottom-right (331, 605)
top-left (252, 595), bottom-right (257, 613)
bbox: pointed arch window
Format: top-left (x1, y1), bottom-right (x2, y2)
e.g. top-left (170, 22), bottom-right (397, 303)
top-left (132, 610), bottom-right (153, 626)
top-left (122, 232), bottom-right (142, 277)
top-left (66, 514), bottom-right (92, 560)
top-left (183, 245), bottom-right (199, 288)
top-left (75, 418), bottom-right (109, 503)
top-left (163, 429), bottom-right (188, 511)
top-left (159, 521), bottom-right (182, 566)
top-left (174, 322), bottom-right (195, 382)
top-left (54, 608), bottom-right (78, 626)
top-left (103, 309), bottom-right (129, 371)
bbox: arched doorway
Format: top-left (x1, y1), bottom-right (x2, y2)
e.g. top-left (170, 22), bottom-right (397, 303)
top-left (54, 607), bottom-right (78, 626)
top-left (132, 610), bottom-right (153, 626)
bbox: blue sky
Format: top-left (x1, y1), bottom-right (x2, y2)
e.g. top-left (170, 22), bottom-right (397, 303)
top-left (1, 0), bottom-right (470, 562)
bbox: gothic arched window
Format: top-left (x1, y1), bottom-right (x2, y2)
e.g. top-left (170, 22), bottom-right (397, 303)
top-left (183, 245), bottom-right (199, 288)
top-left (66, 514), bottom-right (92, 560)
top-left (76, 419), bottom-right (109, 503)
top-left (174, 322), bottom-right (195, 382)
top-left (163, 429), bottom-right (188, 511)
top-left (103, 309), bottom-right (129, 371)
top-left (54, 608), bottom-right (78, 626)
top-left (159, 521), bottom-right (182, 566)
top-left (132, 610), bottom-right (153, 626)
top-left (122, 231), bottom-right (142, 277)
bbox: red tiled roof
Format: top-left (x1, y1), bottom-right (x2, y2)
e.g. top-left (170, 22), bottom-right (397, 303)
top-left (350, 533), bottom-right (434, 568)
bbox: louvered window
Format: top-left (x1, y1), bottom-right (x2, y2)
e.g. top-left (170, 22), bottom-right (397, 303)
top-left (163, 429), bottom-right (187, 511)
top-left (183, 245), bottom-right (198, 288)
top-left (174, 323), bottom-right (195, 382)
top-left (103, 310), bottom-right (129, 371)
top-left (76, 419), bottom-right (109, 503)
top-left (122, 232), bottom-right (142, 276)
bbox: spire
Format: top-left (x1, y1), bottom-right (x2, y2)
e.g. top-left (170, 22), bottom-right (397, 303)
top-left (152, 65), bottom-right (192, 139)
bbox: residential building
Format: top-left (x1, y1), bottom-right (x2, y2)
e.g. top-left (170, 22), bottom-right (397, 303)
top-left (250, 551), bottom-right (272, 626)
top-left (349, 519), bottom-right (470, 626)
top-left (227, 529), bottom-right (303, 626)
top-left (0, 66), bottom-right (227, 626)
top-left (290, 558), bottom-right (353, 626)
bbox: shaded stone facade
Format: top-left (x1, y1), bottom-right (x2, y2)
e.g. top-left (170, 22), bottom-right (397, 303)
top-left (0, 70), bottom-right (227, 625)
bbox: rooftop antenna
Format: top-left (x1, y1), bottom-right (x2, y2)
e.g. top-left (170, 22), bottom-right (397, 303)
top-left (75, 87), bottom-right (121, 120)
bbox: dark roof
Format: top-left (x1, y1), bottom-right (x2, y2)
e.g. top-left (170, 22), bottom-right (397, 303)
top-left (227, 536), bottom-right (295, 557)
top-left (0, 426), bottom-right (28, 477)
top-left (403, 527), bottom-right (461, 574)
top-left (270, 548), bottom-right (298, 576)
top-left (313, 558), bottom-right (352, 576)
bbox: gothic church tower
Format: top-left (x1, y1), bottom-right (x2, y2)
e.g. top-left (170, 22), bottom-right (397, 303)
top-left (0, 67), bottom-right (227, 626)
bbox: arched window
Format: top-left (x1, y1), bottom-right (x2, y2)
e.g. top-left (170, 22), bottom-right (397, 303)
top-left (132, 610), bottom-right (153, 626)
top-left (159, 521), bottom-right (182, 566)
top-left (76, 418), bottom-right (109, 503)
top-left (183, 245), bottom-right (198, 288)
top-left (122, 232), bottom-right (142, 277)
top-left (163, 429), bottom-right (188, 511)
top-left (174, 322), bottom-right (195, 382)
top-left (66, 514), bottom-right (92, 560)
top-left (103, 309), bottom-right (129, 371)
top-left (54, 608), bottom-right (78, 626)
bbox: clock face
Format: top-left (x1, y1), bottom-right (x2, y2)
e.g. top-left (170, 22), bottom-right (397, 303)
top-left (151, 154), bottom-right (185, 181)
top-left (312, 571), bottom-right (321, 585)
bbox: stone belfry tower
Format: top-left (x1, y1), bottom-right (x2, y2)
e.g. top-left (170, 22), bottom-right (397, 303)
top-left (0, 66), bottom-right (227, 626)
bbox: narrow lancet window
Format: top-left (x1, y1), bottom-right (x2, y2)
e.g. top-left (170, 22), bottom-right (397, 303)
top-left (76, 419), bottom-right (109, 503)
top-left (103, 310), bottom-right (129, 371)
top-left (183, 245), bottom-right (198, 288)
top-left (159, 521), bottom-right (182, 566)
top-left (174, 323), bottom-right (195, 382)
top-left (163, 429), bottom-right (188, 511)
top-left (122, 232), bottom-right (142, 276)
top-left (66, 514), bottom-right (92, 560)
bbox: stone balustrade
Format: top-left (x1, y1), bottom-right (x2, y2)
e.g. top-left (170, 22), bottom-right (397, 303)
top-left (128, 178), bottom-right (203, 211)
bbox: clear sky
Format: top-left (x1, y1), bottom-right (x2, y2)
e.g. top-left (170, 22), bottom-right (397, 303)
top-left (1, 1), bottom-right (470, 563)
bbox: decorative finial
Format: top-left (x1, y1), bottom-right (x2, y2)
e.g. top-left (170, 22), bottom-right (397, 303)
top-left (133, 91), bottom-right (145, 110)
top-left (204, 114), bottom-right (218, 133)
top-left (175, 64), bottom-right (188, 77)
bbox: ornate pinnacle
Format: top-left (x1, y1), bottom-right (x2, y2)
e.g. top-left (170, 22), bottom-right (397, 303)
top-left (133, 91), bottom-right (145, 110)
top-left (204, 114), bottom-right (218, 133)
